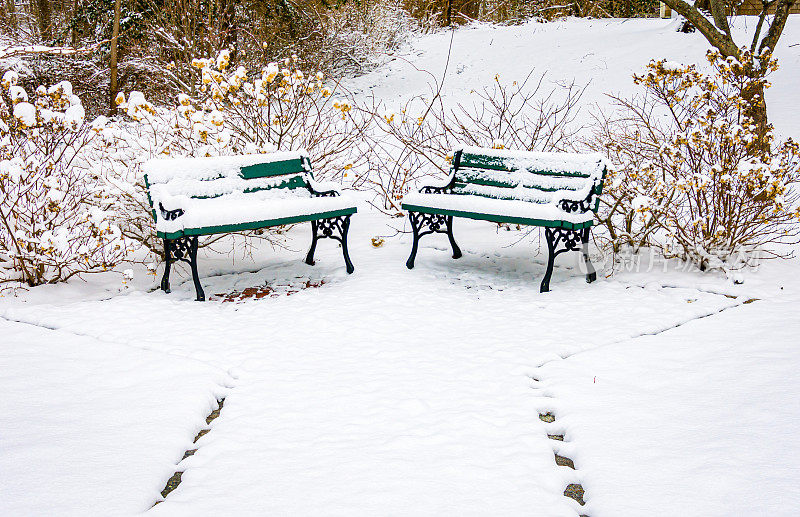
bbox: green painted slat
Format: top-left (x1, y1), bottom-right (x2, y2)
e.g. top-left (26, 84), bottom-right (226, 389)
top-left (156, 207), bottom-right (357, 240)
top-left (189, 174), bottom-right (307, 199)
top-left (453, 180), bottom-right (578, 199)
top-left (400, 203), bottom-right (594, 230)
top-left (143, 174), bottom-right (159, 222)
top-left (451, 184), bottom-right (550, 202)
top-left (240, 158), bottom-right (307, 179)
top-left (459, 152), bottom-right (592, 178)
top-left (452, 175), bottom-right (577, 193)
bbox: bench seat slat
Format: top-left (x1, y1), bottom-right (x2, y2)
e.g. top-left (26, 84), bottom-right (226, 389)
top-left (459, 152), bottom-right (594, 178)
top-left (402, 192), bottom-right (594, 230)
top-left (158, 207), bottom-right (357, 240)
top-left (454, 168), bottom-right (588, 192)
top-left (451, 183), bottom-right (551, 204)
top-left (149, 173), bottom-right (308, 201)
top-left (155, 191), bottom-right (357, 239)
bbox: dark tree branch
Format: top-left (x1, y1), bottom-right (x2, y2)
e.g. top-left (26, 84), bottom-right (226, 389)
top-left (661, 0), bottom-right (740, 57)
top-left (759, 0), bottom-right (797, 55)
top-left (751, 0), bottom-right (777, 52)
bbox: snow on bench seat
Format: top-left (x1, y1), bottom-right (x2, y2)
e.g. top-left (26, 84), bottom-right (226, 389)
top-left (153, 190), bottom-right (357, 237)
top-left (402, 191), bottom-right (595, 230)
top-left (402, 147), bottom-right (607, 227)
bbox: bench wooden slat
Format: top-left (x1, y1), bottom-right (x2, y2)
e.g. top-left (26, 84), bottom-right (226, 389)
top-left (451, 183), bottom-right (550, 204)
top-left (158, 206), bottom-right (358, 240)
top-left (186, 174), bottom-right (307, 199)
top-left (240, 157), bottom-right (308, 179)
top-left (459, 151), bottom-right (593, 178)
top-left (454, 168), bottom-right (586, 192)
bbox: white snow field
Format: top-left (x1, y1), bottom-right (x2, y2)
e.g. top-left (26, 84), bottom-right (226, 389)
top-left (535, 293), bottom-right (800, 516)
top-left (1, 16), bottom-right (800, 517)
top-left (347, 16), bottom-right (800, 138)
top-left (0, 320), bottom-right (229, 516)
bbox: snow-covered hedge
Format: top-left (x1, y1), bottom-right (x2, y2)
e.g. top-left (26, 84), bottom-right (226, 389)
top-left (0, 73), bottom-right (134, 286)
top-left (592, 51), bottom-right (800, 270)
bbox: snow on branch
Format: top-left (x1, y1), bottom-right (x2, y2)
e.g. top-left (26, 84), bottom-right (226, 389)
top-left (0, 43), bottom-right (102, 61)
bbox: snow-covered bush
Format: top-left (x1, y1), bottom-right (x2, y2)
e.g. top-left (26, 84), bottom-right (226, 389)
top-left (83, 108), bottom-right (184, 258)
top-left (319, 0), bottom-right (416, 75)
top-left (0, 73), bottom-right (133, 285)
top-left (168, 51), bottom-right (372, 180)
top-left (368, 72), bottom-right (583, 214)
top-left (592, 52), bottom-right (800, 270)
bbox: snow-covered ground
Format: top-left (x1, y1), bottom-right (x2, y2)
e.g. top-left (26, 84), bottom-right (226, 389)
top-left (2, 16), bottom-right (800, 517)
top-left (348, 16), bottom-right (800, 138)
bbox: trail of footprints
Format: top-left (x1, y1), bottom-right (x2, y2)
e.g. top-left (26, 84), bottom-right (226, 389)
top-left (532, 376), bottom-right (588, 515)
top-left (157, 398), bottom-right (226, 504)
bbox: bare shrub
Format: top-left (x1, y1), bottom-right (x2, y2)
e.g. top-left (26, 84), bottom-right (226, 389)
top-left (172, 51), bottom-right (374, 179)
top-left (362, 71), bottom-right (584, 214)
top-left (317, 0), bottom-right (416, 76)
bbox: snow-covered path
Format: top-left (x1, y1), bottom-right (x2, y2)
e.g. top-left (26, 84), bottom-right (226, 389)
top-left (1, 214), bottom-right (747, 515)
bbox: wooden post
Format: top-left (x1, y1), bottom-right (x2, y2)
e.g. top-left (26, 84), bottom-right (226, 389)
top-left (109, 0), bottom-right (121, 115)
top-left (660, 2), bottom-right (673, 17)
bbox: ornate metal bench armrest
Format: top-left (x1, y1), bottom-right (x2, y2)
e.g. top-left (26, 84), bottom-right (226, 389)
top-left (419, 176), bottom-right (455, 195)
top-left (307, 179), bottom-right (341, 198)
top-left (310, 188), bottom-right (340, 198)
top-left (159, 202), bottom-right (185, 221)
top-left (558, 188), bottom-right (597, 214)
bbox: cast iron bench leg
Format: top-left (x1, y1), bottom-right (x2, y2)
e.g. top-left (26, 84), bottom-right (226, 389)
top-left (161, 236), bottom-right (204, 301)
top-left (340, 215), bottom-right (354, 274)
top-left (406, 212), bottom-right (421, 269)
top-left (161, 238), bottom-right (172, 293)
top-left (541, 228), bottom-right (558, 293)
top-left (406, 212), bottom-right (461, 269)
top-left (305, 216), bottom-right (354, 274)
top-left (187, 236), bottom-right (205, 301)
top-left (582, 228), bottom-right (597, 283)
top-left (305, 220), bottom-right (319, 266)
top-left (446, 215), bottom-right (462, 259)
top-left (541, 227), bottom-right (594, 293)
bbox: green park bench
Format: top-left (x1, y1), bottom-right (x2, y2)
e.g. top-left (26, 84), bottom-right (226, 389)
top-left (143, 151), bottom-right (357, 301)
top-left (401, 147), bottom-right (607, 292)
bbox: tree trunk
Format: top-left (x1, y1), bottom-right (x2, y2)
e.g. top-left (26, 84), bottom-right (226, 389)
top-left (221, 0), bottom-right (238, 60)
top-left (109, 0), bottom-right (121, 115)
top-left (7, 0), bottom-right (15, 31)
top-left (37, 0), bottom-right (52, 41)
top-left (741, 67), bottom-right (770, 154)
top-left (659, 0), bottom-right (799, 150)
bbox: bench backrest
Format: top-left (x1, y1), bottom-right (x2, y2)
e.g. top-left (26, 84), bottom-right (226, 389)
top-left (451, 147), bottom-right (606, 212)
top-left (142, 151), bottom-right (314, 219)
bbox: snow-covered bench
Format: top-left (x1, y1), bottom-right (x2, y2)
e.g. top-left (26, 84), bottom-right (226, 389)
top-left (401, 147), bottom-right (607, 292)
top-left (143, 152), bottom-right (357, 301)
